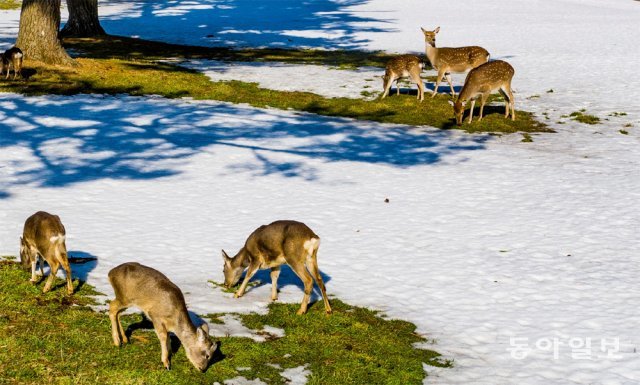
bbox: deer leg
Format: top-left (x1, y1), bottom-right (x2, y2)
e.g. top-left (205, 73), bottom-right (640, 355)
top-left (431, 71), bottom-right (445, 97)
top-left (479, 94), bottom-right (489, 121)
top-left (59, 257), bottom-right (74, 295)
top-left (109, 299), bottom-right (127, 346)
top-left (235, 262), bottom-right (259, 298)
top-left (468, 100), bottom-right (476, 124)
top-left (498, 89), bottom-right (510, 118)
top-left (43, 261), bottom-right (59, 293)
top-left (396, 79), bottom-right (401, 95)
top-left (445, 73), bottom-right (455, 97)
top-left (306, 256), bottom-right (332, 315)
top-left (288, 260), bottom-right (314, 315)
top-left (381, 76), bottom-right (394, 99)
top-left (270, 266), bottom-right (281, 301)
top-left (410, 71), bottom-right (424, 101)
top-left (153, 322), bottom-right (171, 370)
top-left (507, 87), bottom-right (516, 120)
top-left (38, 257), bottom-right (44, 277)
top-left (30, 258), bottom-right (39, 282)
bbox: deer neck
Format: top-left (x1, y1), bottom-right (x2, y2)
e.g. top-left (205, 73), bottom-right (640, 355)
top-left (174, 309), bottom-right (198, 344)
top-left (425, 42), bottom-right (438, 69)
top-left (232, 247), bottom-right (251, 269)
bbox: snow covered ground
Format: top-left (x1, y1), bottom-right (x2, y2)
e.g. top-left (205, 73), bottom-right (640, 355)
top-left (1, 1), bottom-right (640, 384)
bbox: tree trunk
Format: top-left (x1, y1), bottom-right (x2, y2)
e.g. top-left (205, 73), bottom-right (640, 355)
top-left (60, 0), bottom-right (105, 37)
top-left (16, 0), bottom-right (74, 66)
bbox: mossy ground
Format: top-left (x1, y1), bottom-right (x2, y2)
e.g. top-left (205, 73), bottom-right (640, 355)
top-left (0, 35), bottom-right (551, 134)
top-left (0, 260), bottom-right (449, 384)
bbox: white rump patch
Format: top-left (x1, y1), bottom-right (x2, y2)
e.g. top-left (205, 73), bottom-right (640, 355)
top-left (49, 234), bottom-right (65, 243)
top-left (303, 238), bottom-right (320, 256)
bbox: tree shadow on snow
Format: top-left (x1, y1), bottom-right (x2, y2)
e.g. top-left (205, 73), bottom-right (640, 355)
top-left (0, 94), bottom-right (488, 199)
top-left (99, 0), bottom-right (394, 51)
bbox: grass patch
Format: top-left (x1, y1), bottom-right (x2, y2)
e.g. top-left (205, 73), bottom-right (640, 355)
top-left (569, 109), bottom-right (600, 125)
top-left (0, 261), bottom-right (449, 384)
top-left (619, 129), bottom-right (629, 135)
top-left (1, 55), bottom-right (550, 134)
top-left (0, 0), bottom-right (20, 10)
top-left (521, 133), bottom-right (533, 142)
top-left (608, 111), bottom-right (627, 117)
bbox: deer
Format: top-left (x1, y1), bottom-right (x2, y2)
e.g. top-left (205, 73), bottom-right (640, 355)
top-left (108, 262), bottom-right (218, 372)
top-left (221, 220), bottom-right (332, 315)
top-left (381, 54), bottom-right (425, 101)
top-left (20, 211), bottom-right (74, 295)
top-left (450, 60), bottom-right (516, 125)
top-left (1, 46), bottom-right (23, 80)
top-left (421, 26), bottom-right (490, 98)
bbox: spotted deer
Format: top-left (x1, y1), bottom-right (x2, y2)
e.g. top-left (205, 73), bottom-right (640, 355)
top-left (20, 211), bottom-right (74, 294)
top-left (381, 54), bottom-right (425, 101)
top-left (421, 27), bottom-right (490, 97)
top-left (222, 220), bottom-right (332, 315)
top-left (1, 46), bottom-right (23, 80)
top-left (451, 60), bottom-right (515, 125)
top-left (108, 262), bottom-right (217, 372)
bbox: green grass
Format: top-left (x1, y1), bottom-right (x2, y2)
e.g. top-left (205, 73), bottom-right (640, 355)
top-left (0, 58), bottom-right (549, 134)
top-left (0, 0), bottom-right (20, 10)
top-left (0, 260), bottom-right (449, 384)
top-left (569, 109), bottom-right (600, 125)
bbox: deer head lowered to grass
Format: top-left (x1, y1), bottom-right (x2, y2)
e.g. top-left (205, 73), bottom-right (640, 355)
top-left (108, 262), bottom-right (217, 372)
top-left (222, 220), bottom-right (332, 315)
top-left (450, 60), bottom-right (516, 125)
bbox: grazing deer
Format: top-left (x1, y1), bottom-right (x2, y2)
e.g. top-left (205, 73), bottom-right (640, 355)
top-left (381, 54), bottom-right (425, 101)
top-left (421, 27), bottom-right (489, 97)
top-left (1, 46), bottom-right (23, 80)
top-left (20, 211), bottom-right (74, 294)
top-left (222, 220), bottom-right (332, 315)
top-left (451, 60), bottom-right (516, 125)
top-left (108, 262), bottom-right (217, 372)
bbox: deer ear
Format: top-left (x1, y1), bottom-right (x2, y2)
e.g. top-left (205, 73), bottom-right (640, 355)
top-left (200, 322), bottom-right (209, 335)
top-left (197, 326), bottom-right (207, 342)
top-left (420, 27), bottom-right (427, 35)
top-left (221, 249), bottom-right (231, 266)
top-left (434, 26), bottom-right (440, 34)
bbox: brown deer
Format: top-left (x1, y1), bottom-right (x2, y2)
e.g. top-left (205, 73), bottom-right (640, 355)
top-left (222, 220), bottom-right (332, 315)
top-left (451, 60), bottom-right (516, 125)
top-left (20, 211), bottom-right (74, 294)
top-left (381, 54), bottom-right (425, 101)
top-left (108, 262), bottom-right (217, 372)
top-left (1, 46), bottom-right (23, 80)
top-left (421, 27), bottom-right (489, 97)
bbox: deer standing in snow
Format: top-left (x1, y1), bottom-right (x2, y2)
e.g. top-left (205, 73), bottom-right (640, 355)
top-left (381, 54), bottom-right (425, 101)
top-left (222, 220), bottom-right (332, 315)
top-left (20, 211), bottom-right (74, 294)
top-left (451, 60), bottom-right (516, 125)
top-left (421, 26), bottom-right (490, 97)
top-left (108, 262), bottom-right (217, 372)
